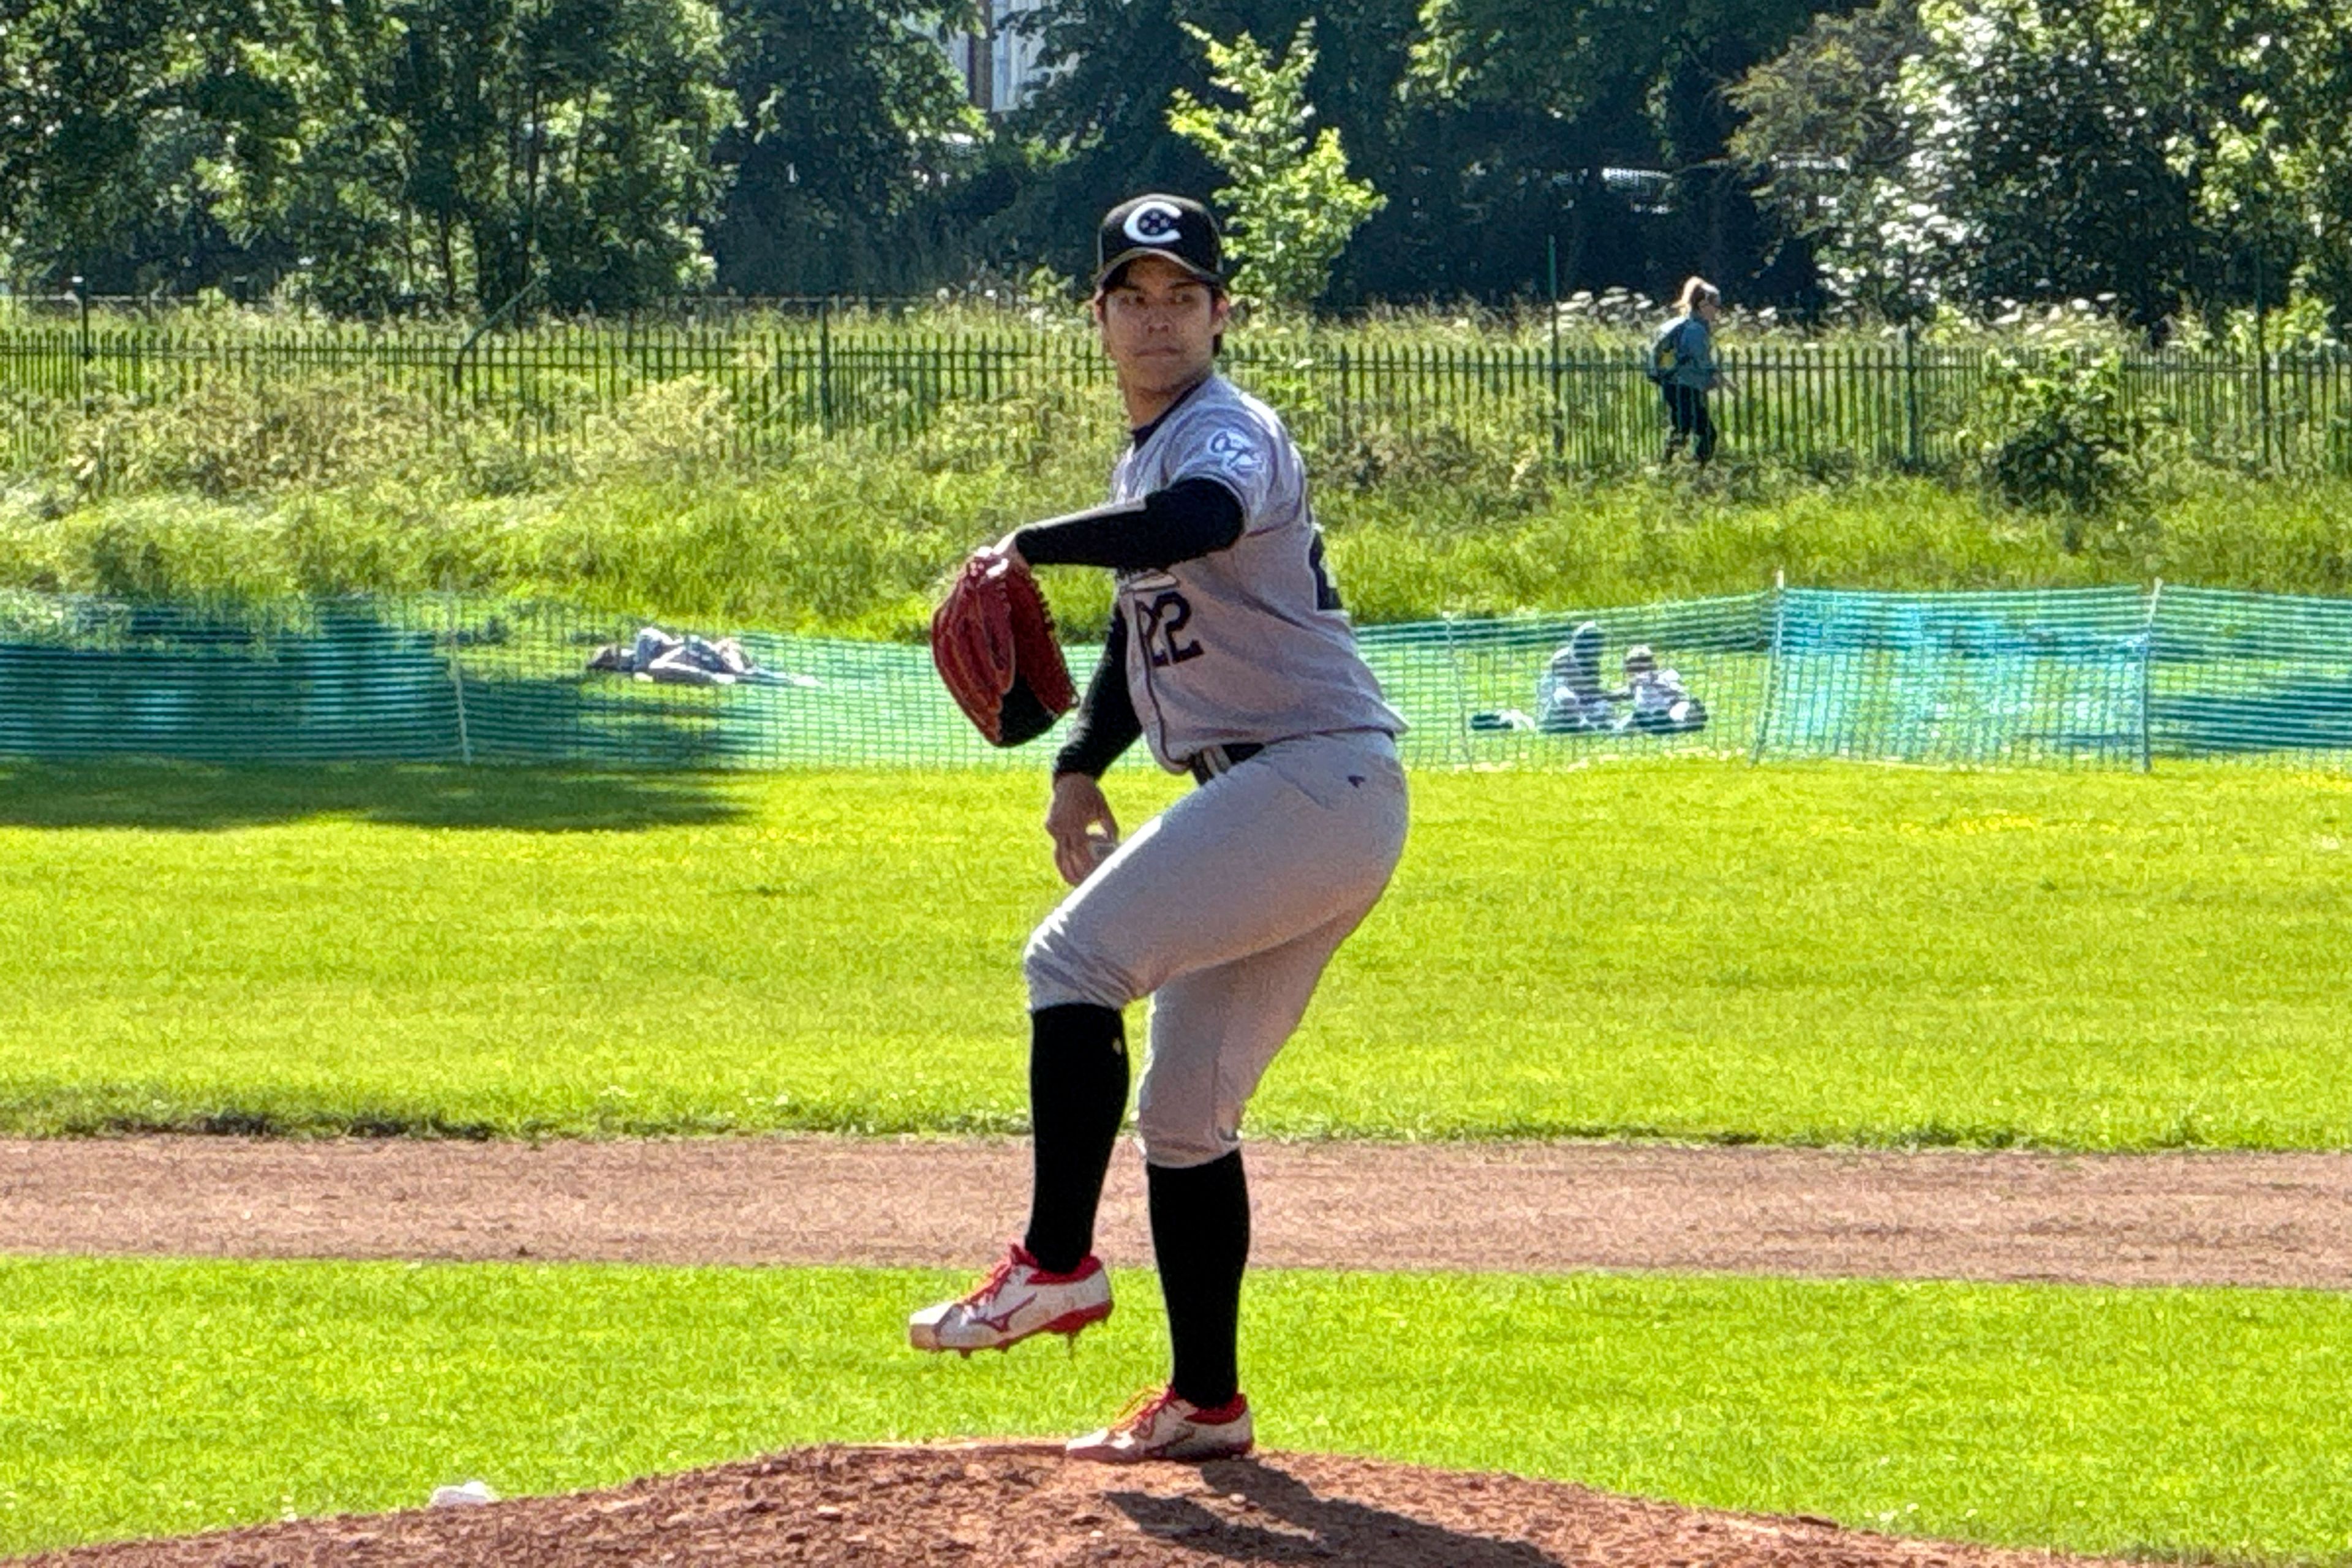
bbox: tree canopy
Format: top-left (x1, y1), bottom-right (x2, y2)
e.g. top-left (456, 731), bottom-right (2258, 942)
top-left (1732, 0), bottom-right (2352, 330)
top-left (1167, 20), bottom-right (1384, 307)
top-left (10, 0), bottom-right (2352, 325)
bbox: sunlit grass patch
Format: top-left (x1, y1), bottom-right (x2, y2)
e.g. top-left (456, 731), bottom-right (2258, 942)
top-left (0, 760), bottom-right (2347, 1148)
top-left (1, 1257), bottom-right (2347, 1562)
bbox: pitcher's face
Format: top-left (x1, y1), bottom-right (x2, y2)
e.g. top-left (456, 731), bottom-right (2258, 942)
top-left (1095, 255), bottom-right (1228, 398)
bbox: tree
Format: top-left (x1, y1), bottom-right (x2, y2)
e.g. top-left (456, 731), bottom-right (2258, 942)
top-left (986, 0), bottom-right (1512, 301)
top-left (348, 0), bottom-right (736, 312)
top-left (708, 0), bottom-right (984, 295)
top-left (981, 0), bottom-right (1766, 304)
top-left (1902, 1), bottom-right (2202, 326)
top-left (1728, 1), bottom-right (1940, 321)
top-left (2139, 0), bottom-right (2352, 323)
top-left (1166, 20), bottom-right (1383, 307)
top-left (0, 0), bottom-right (309, 292)
top-left (1, 0), bottom-right (734, 311)
top-left (979, 0), bottom-right (1243, 286)
top-left (1401, 0), bottom-right (1839, 301)
top-left (1729, 0), bottom-right (2352, 329)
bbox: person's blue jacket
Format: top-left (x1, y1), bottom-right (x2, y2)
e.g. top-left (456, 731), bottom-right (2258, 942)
top-left (1659, 315), bottom-right (1717, 391)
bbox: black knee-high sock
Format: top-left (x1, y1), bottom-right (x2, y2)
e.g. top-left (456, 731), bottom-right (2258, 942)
top-left (1022, 1003), bottom-right (1128, 1275)
top-left (1148, 1150), bottom-right (1250, 1409)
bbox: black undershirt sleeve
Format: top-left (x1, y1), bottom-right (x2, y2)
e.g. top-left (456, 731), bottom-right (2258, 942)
top-left (1052, 608), bottom-right (1142, 779)
top-left (1012, 477), bottom-right (1245, 571)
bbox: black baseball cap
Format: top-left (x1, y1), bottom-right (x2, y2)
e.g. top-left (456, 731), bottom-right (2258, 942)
top-left (1095, 194), bottom-right (1224, 288)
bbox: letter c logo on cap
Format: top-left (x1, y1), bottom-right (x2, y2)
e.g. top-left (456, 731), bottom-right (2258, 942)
top-left (1122, 200), bottom-right (1185, 245)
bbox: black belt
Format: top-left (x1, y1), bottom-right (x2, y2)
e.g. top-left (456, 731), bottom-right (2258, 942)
top-left (1188, 742), bottom-right (1264, 784)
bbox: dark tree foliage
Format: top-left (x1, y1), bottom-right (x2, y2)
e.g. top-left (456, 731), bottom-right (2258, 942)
top-left (1395, 0), bottom-right (1847, 306)
top-left (1319, 0), bottom-right (1660, 303)
top-left (709, 0), bottom-right (982, 295)
top-left (0, 0), bottom-right (304, 292)
top-left (1925, 9), bottom-right (2202, 326)
top-left (43, 0), bottom-right (2281, 316)
top-left (347, 0), bottom-right (734, 313)
top-left (977, 0), bottom-right (1231, 286)
top-left (2136, 0), bottom-right (2343, 325)
top-left (3, 0), bottom-right (732, 311)
top-left (1729, 0), bottom-right (1944, 320)
top-left (977, 0), bottom-right (1831, 306)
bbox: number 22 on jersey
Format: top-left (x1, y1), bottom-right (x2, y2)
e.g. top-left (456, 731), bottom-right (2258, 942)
top-left (1129, 527), bottom-right (1340, 668)
top-left (1136, 590), bottom-right (1203, 668)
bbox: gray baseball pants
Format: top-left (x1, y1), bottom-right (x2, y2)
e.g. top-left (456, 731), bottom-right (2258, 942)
top-left (1023, 729), bottom-right (1409, 1169)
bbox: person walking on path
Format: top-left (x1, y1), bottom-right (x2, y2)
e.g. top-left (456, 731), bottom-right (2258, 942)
top-left (1651, 276), bottom-right (1737, 465)
top-left (905, 193), bottom-right (1411, 1465)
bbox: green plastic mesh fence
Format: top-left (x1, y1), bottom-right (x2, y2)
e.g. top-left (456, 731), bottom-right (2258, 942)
top-left (1755, 587), bottom-right (2155, 769)
top-left (1381, 594), bottom-right (1771, 771)
top-left (2, 585), bottom-right (2351, 772)
top-left (2149, 587), bottom-right (2352, 760)
top-left (0, 594), bottom-right (462, 764)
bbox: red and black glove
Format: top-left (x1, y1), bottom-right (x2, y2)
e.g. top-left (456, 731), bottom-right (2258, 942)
top-left (930, 553), bottom-right (1076, 747)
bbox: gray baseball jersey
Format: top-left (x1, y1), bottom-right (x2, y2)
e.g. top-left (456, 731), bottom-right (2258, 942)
top-left (1109, 375), bottom-right (1404, 772)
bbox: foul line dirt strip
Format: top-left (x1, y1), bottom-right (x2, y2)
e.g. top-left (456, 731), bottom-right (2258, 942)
top-left (4, 1136), bottom-right (2351, 1289)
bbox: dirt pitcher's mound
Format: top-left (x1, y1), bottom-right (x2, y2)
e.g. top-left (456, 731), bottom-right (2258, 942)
top-left (17, 1444), bottom-right (2116, 1568)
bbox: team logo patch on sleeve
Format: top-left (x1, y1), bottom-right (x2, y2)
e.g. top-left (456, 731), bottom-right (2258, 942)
top-left (1204, 428), bottom-right (1264, 480)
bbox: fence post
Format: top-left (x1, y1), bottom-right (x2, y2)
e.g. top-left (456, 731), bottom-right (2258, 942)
top-left (1902, 325), bottom-right (1922, 469)
top-left (1335, 344), bottom-right (1352, 451)
top-left (1546, 235), bottom-right (1564, 462)
top-left (2254, 256), bottom-right (2274, 468)
top-left (1440, 614), bottom-right (1474, 766)
top-left (2138, 576), bottom-right (2163, 774)
top-left (445, 589), bottom-right (474, 765)
top-left (70, 275), bottom-right (91, 410)
top-left (448, 274), bottom-right (538, 391)
top-left (818, 298), bottom-right (834, 437)
top-left (1749, 569), bottom-right (1788, 766)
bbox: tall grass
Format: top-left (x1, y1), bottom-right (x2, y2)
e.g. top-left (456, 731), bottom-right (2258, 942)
top-left (9, 455), bottom-right (2352, 638)
top-left (7, 298), bottom-right (2352, 632)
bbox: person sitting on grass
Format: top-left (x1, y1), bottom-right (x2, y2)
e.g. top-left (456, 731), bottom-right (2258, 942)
top-left (1613, 644), bottom-right (1708, 735)
top-left (1536, 621), bottom-right (1616, 733)
top-left (1467, 621), bottom-right (1622, 735)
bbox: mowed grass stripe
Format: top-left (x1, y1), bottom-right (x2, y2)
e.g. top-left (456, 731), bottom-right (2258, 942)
top-left (0, 760), bottom-right (2348, 1148)
top-left (0, 1257), bottom-right (2345, 1562)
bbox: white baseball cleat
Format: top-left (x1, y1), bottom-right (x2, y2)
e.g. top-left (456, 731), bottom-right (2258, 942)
top-left (1065, 1387), bottom-right (1254, 1464)
top-left (908, 1242), bottom-right (1112, 1356)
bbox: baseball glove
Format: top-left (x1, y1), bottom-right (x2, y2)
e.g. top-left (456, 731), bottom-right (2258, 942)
top-left (931, 553), bottom-right (1076, 747)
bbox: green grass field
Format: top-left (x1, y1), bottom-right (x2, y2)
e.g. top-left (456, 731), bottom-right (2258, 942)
top-left (1, 1256), bottom-right (2345, 1562)
top-left (1, 757), bottom-right (2347, 1148)
top-left (7, 757), bottom-right (2348, 1564)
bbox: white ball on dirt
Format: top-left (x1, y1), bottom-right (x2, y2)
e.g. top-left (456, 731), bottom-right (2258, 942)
top-left (428, 1480), bottom-right (497, 1508)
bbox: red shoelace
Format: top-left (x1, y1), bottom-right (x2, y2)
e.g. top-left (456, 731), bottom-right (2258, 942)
top-left (956, 1250), bottom-right (1024, 1306)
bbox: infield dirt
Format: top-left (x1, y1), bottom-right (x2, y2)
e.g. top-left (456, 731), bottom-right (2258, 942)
top-left (4, 1134), bottom-right (2350, 1287)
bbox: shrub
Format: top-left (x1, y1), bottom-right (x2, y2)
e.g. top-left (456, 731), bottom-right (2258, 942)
top-left (1980, 350), bottom-right (2143, 521)
top-left (63, 377), bottom-right (444, 500)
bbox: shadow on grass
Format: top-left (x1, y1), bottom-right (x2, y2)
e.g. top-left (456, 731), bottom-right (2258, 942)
top-left (0, 761), bottom-right (754, 832)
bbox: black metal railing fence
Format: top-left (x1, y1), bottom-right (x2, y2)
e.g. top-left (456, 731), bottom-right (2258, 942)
top-left (6, 305), bottom-right (2349, 488)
